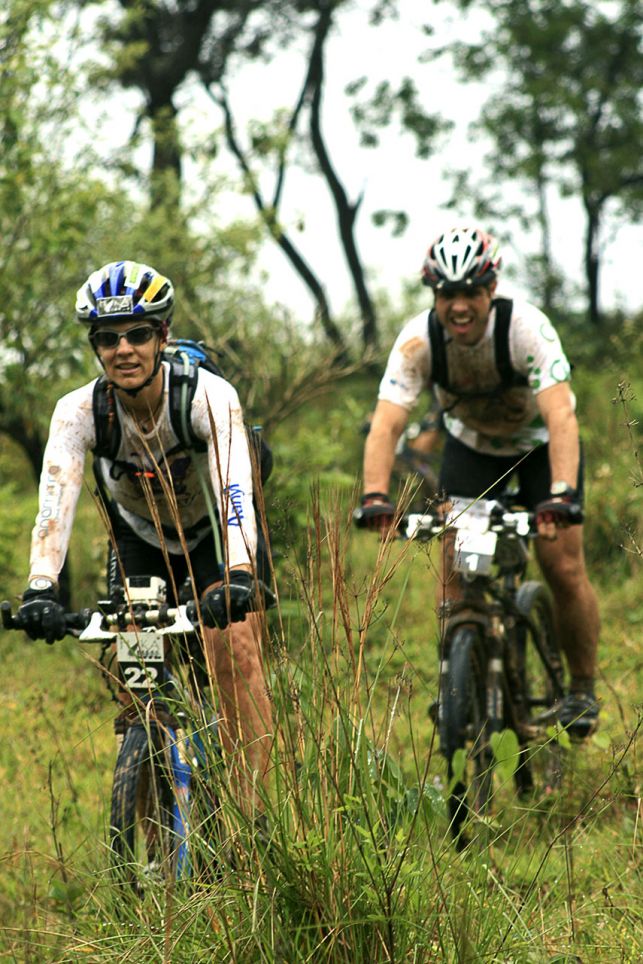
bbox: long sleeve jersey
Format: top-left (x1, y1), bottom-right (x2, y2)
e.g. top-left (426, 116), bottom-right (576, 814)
top-left (29, 362), bottom-right (257, 583)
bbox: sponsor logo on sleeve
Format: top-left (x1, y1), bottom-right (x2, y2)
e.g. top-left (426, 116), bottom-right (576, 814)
top-left (224, 483), bottom-right (245, 526)
top-left (37, 470), bottom-right (63, 539)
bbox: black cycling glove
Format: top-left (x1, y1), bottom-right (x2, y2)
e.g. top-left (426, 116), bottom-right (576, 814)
top-left (188, 571), bottom-right (276, 629)
top-left (535, 491), bottom-right (584, 528)
top-left (18, 587), bottom-right (66, 644)
top-left (353, 493), bottom-right (396, 534)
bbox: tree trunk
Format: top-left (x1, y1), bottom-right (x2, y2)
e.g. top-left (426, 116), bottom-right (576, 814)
top-left (307, 4), bottom-right (378, 350)
top-left (535, 171), bottom-right (557, 315)
top-left (149, 102), bottom-right (182, 208)
top-left (213, 83), bottom-right (348, 355)
top-left (584, 206), bottom-right (602, 325)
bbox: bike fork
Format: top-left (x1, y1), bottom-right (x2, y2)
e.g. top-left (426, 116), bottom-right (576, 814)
top-left (169, 729), bottom-right (192, 879)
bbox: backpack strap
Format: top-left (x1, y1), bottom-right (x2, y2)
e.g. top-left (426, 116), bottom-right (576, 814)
top-left (91, 377), bottom-right (122, 523)
top-left (92, 376), bottom-right (121, 459)
top-left (167, 354), bottom-right (207, 453)
top-left (428, 309), bottom-right (449, 390)
top-left (492, 297), bottom-right (528, 388)
top-left (428, 298), bottom-right (527, 393)
top-left (167, 353), bottom-right (225, 565)
top-left (168, 352), bottom-right (273, 484)
top-left (492, 297), bottom-right (514, 386)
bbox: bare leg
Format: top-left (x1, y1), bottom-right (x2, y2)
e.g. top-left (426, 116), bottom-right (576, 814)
top-left (202, 611), bottom-right (273, 814)
top-left (535, 525), bottom-right (600, 682)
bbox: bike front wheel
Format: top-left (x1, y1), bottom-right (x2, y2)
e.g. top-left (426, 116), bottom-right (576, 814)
top-left (440, 625), bottom-right (494, 848)
top-left (110, 723), bottom-right (178, 887)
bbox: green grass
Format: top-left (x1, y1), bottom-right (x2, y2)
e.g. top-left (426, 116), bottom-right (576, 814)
top-left (1, 509), bottom-right (641, 961)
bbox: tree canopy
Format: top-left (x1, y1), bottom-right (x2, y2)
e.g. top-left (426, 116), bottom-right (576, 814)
top-left (439, 0), bottom-right (643, 322)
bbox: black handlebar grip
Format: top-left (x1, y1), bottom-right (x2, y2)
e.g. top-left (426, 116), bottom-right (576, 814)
top-left (67, 609), bottom-right (92, 631)
top-left (1, 601), bottom-right (24, 630)
top-left (1, 601), bottom-right (92, 635)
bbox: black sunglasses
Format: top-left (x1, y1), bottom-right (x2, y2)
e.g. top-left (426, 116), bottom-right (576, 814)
top-left (90, 324), bottom-right (158, 349)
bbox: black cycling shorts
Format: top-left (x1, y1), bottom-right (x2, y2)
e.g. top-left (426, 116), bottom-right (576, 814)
top-left (107, 514), bottom-right (271, 604)
top-left (438, 433), bottom-right (585, 510)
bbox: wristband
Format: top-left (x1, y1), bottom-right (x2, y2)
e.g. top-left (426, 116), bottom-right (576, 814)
top-left (361, 492), bottom-right (389, 504)
top-left (549, 481), bottom-right (577, 499)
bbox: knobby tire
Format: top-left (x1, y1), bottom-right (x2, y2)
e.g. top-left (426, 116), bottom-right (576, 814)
top-left (110, 723), bottom-right (177, 887)
top-left (440, 625), bottom-right (493, 848)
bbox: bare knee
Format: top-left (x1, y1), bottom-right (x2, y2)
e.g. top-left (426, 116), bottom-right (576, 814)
top-left (536, 528), bottom-right (590, 596)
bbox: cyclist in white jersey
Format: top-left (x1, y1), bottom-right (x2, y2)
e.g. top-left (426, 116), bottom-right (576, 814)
top-left (357, 227), bottom-right (600, 739)
top-left (18, 260), bottom-right (274, 813)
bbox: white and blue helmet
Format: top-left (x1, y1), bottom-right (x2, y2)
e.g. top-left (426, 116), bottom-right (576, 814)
top-left (75, 260), bottom-right (175, 325)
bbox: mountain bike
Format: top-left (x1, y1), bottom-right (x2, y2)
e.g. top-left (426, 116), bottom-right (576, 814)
top-left (1, 575), bottom-right (221, 888)
top-left (403, 496), bottom-right (565, 849)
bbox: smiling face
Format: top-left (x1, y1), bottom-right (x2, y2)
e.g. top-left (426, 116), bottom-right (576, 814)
top-left (92, 319), bottom-right (164, 393)
top-left (433, 280), bottom-right (497, 346)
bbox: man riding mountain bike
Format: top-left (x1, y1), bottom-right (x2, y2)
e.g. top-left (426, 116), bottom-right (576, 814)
top-left (18, 260), bottom-right (275, 814)
top-left (357, 226), bottom-right (600, 739)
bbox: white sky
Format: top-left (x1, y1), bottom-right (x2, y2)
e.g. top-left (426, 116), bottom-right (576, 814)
top-left (72, 0), bottom-right (643, 322)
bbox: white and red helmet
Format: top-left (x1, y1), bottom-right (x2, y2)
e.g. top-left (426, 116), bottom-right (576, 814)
top-left (421, 227), bottom-right (501, 290)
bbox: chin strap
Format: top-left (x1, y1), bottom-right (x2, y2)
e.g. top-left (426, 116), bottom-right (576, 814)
top-left (114, 345), bottom-right (164, 397)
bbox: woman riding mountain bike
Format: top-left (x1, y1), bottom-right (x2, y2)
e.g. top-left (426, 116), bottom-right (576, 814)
top-left (15, 259), bottom-right (276, 837)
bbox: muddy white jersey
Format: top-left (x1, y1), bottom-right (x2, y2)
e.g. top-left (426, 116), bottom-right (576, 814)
top-left (28, 362), bottom-right (257, 583)
top-left (377, 297), bottom-right (573, 455)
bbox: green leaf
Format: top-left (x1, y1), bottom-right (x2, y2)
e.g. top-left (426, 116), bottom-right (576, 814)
top-left (547, 723), bottom-right (572, 750)
top-left (490, 728), bottom-right (520, 783)
top-left (591, 730), bottom-right (611, 750)
top-left (48, 877), bottom-right (84, 907)
top-left (450, 748), bottom-right (466, 785)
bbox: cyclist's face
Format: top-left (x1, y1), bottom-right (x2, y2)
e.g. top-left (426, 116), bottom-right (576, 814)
top-left (94, 319), bottom-right (163, 390)
top-left (434, 281), bottom-right (496, 345)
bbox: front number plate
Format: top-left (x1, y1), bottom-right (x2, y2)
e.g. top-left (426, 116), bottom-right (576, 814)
top-left (117, 631), bottom-right (164, 689)
top-left (453, 530), bottom-right (497, 575)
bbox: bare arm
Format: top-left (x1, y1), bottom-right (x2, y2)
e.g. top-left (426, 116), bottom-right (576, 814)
top-left (363, 400), bottom-right (410, 497)
top-left (536, 381), bottom-right (581, 540)
top-left (536, 381), bottom-right (580, 489)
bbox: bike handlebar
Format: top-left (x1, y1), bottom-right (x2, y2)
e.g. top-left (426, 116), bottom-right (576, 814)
top-left (399, 502), bottom-right (536, 542)
top-left (0, 600), bottom-right (92, 634)
top-left (0, 599), bottom-right (194, 641)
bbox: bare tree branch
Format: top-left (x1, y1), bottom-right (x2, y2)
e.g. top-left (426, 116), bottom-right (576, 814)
top-left (306, 2), bottom-right (378, 348)
top-left (209, 83), bottom-right (347, 354)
